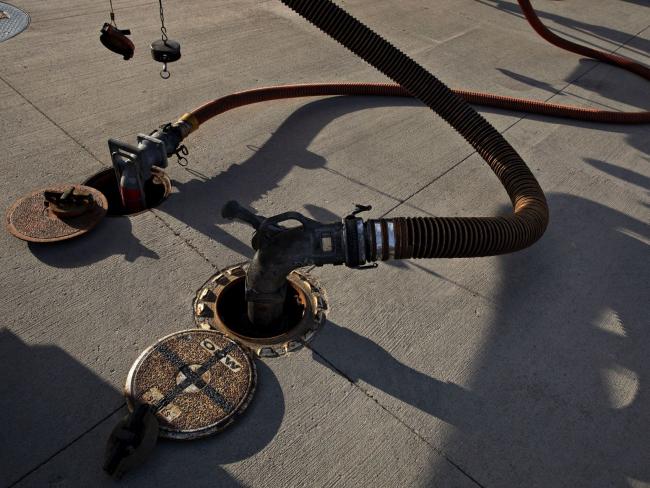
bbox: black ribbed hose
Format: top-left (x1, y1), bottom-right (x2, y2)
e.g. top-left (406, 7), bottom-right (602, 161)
top-left (278, 0), bottom-right (549, 258)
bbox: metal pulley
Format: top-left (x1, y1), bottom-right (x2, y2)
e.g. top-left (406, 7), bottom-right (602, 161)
top-left (151, 0), bottom-right (180, 79)
top-left (150, 38), bottom-right (181, 79)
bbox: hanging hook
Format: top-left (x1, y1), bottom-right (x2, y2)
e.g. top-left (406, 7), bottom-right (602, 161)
top-left (160, 63), bottom-right (171, 79)
top-left (109, 0), bottom-right (117, 26)
top-left (174, 144), bottom-right (189, 166)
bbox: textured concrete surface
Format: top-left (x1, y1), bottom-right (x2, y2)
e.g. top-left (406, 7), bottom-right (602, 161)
top-left (0, 0), bottom-right (648, 486)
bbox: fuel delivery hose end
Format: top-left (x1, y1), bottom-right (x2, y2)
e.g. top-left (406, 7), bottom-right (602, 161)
top-left (177, 113), bottom-right (200, 137)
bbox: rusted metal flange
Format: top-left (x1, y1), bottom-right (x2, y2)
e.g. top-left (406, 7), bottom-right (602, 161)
top-left (125, 329), bottom-right (256, 440)
top-left (5, 184), bottom-right (108, 242)
top-left (194, 263), bottom-right (329, 358)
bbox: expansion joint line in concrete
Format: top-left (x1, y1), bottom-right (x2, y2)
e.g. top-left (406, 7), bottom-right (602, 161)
top-left (0, 74), bottom-right (107, 170)
top-left (381, 22), bottom-right (650, 219)
top-left (306, 344), bottom-right (486, 488)
top-left (7, 403), bottom-right (126, 487)
top-left (149, 209), bottom-right (221, 270)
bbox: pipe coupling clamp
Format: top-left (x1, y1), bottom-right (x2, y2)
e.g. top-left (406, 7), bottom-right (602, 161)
top-left (368, 219), bottom-right (396, 262)
top-left (373, 221), bottom-right (383, 261)
top-left (386, 220), bottom-right (396, 259)
top-left (343, 217), bottom-right (367, 267)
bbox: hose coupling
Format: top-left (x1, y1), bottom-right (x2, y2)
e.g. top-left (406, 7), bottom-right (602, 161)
top-left (107, 121), bottom-right (187, 212)
top-left (340, 203), bottom-right (396, 265)
top-left (223, 201), bottom-right (386, 327)
top-left (341, 204), bottom-right (391, 267)
top-left (366, 219), bottom-right (397, 262)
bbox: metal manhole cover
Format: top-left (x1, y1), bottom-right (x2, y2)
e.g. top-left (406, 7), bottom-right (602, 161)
top-left (0, 2), bottom-right (30, 43)
top-left (5, 184), bottom-right (108, 242)
top-left (125, 330), bottom-right (257, 440)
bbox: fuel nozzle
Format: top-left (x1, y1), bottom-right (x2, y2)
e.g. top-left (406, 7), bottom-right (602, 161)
top-left (222, 201), bottom-right (383, 328)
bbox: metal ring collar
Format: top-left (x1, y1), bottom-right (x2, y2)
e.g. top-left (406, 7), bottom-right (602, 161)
top-left (356, 219), bottom-right (366, 264)
top-left (386, 220), bottom-right (396, 259)
top-left (374, 222), bottom-right (383, 260)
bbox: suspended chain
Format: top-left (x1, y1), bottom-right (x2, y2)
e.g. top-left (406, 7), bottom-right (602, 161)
top-left (108, 0), bottom-right (116, 26)
top-left (158, 0), bottom-right (168, 41)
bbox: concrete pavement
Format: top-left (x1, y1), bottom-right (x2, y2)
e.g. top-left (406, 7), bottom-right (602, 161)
top-left (1, 0), bottom-right (648, 486)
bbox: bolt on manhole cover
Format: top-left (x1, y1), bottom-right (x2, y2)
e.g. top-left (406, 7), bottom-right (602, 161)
top-left (0, 2), bottom-right (29, 43)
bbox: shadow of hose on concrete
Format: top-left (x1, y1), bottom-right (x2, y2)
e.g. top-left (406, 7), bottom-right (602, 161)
top-left (425, 192), bottom-right (650, 486)
top-left (476, 0), bottom-right (650, 56)
top-left (308, 190), bottom-right (649, 486)
top-left (162, 95), bottom-right (422, 259)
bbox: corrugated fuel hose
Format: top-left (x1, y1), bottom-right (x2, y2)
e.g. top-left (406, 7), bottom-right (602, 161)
top-left (178, 0), bottom-right (649, 259)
